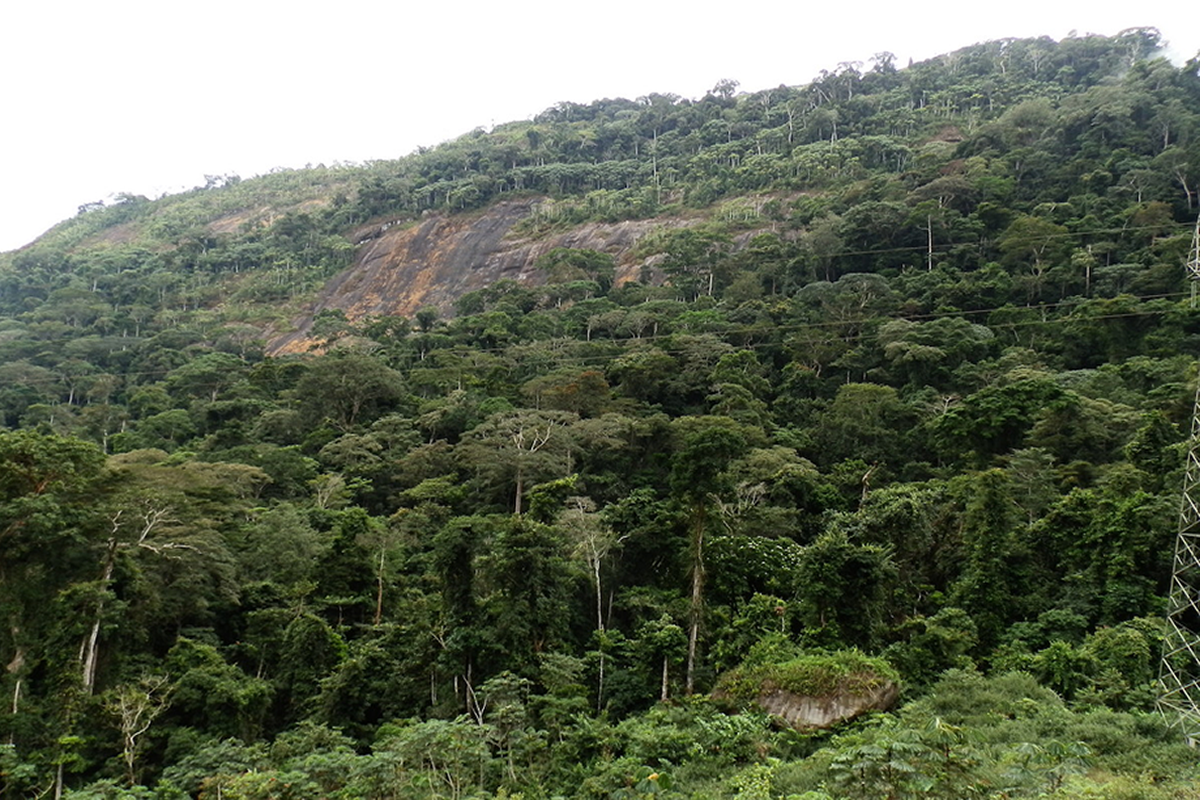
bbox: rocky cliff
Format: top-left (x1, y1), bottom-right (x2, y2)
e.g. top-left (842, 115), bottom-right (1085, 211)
top-left (268, 198), bottom-right (689, 354)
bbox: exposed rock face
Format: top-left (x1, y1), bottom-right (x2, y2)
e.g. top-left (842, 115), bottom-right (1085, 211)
top-left (752, 681), bottom-right (900, 730)
top-left (269, 199), bottom-right (688, 354)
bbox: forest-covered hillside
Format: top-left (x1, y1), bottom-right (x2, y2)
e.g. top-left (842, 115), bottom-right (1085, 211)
top-left (3, 28), bottom-right (1200, 799)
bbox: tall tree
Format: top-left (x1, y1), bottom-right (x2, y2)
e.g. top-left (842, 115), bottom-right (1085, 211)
top-left (459, 409), bottom-right (578, 514)
top-left (0, 432), bottom-right (105, 720)
top-left (296, 353), bottom-right (406, 432)
top-left (669, 418), bottom-right (747, 693)
top-left (952, 470), bottom-right (1024, 649)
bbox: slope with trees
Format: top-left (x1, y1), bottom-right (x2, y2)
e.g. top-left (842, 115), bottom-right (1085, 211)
top-left (1, 28), bottom-right (1200, 799)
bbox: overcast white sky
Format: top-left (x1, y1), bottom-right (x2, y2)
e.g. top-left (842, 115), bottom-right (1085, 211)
top-left (1, 1), bottom-right (1196, 252)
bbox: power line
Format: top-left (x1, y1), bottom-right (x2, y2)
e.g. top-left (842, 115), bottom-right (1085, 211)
top-left (1, 291), bottom-right (1193, 386)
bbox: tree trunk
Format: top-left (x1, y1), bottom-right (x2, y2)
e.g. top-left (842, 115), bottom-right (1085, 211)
top-left (596, 649), bottom-right (605, 713)
top-left (593, 558), bottom-right (604, 633)
top-left (686, 505), bottom-right (706, 695)
top-left (6, 620), bottom-right (25, 725)
top-left (1085, 246), bottom-right (1093, 295)
top-left (926, 215), bottom-right (934, 270)
top-left (373, 549), bottom-right (385, 626)
top-left (1179, 176), bottom-right (1195, 210)
top-left (81, 539), bottom-right (119, 693)
top-left (514, 465), bottom-right (524, 515)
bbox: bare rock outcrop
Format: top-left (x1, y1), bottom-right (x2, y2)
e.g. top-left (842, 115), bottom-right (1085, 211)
top-left (269, 199), bottom-right (688, 354)
top-left (752, 681), bottom-right (900, 730)
top-left (713, 653), bottom-right (901, 731)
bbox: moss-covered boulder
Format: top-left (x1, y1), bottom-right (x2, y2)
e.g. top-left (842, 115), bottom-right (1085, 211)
top-left (713, 651), bottom-right (900, 729)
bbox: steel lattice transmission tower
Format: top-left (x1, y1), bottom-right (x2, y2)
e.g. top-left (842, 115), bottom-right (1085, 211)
top-left (1160, 214), bottom-right (1200, 745)
top-left (1189, 218), bottom-right (1200, 304)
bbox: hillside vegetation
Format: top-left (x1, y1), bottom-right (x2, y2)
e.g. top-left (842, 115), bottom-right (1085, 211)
top-left (3, 28), bottom-right (1200, 799)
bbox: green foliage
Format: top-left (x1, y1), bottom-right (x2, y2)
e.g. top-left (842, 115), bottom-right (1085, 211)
top-left (2, 29), bottom-right (1200, 798)
top-left (795, 530), bottom-right (896, 648)
top-left (166, 639), bottom-right (273, 741)
top-left (715, 651), bottom-right (899, 704)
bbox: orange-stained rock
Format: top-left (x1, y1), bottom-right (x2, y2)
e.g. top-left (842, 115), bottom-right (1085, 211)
top-left (268, 199), bottom-right (692, 354)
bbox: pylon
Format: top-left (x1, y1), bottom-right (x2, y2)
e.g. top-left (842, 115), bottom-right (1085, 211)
top-left (1189, 218), bottom-right (1200, 309)
top-left (1160, 214), bottom-right (1200, 744)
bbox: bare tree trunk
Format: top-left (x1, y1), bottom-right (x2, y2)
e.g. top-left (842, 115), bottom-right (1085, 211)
top-left (107, 675), bottom-right (171, 787)
top-left (81, 539), bottom-right (119, 693)
top-left (514, 465), bottom-right (523, 515)
top-left (596, 649), bottom-right (605, 713)
top-left (81, 614), bottom-right (103, 692)
top-left (1085, 246), bottom-right (1093, 294)
top-left (661, 655), bottom-right (670, 702)
top-left (82, 507), bottom-right (175, 694)
top-left (1178, 175), bottom-right (1195, 210)
top-left (686, 506), bottom-right (705, 695)
top-left (373, 549), bottom-right (385, 626)
top-left (6, 621), bottom-right (24, 727)
top-left (652, 129), bottom-right (660, 204)
top-left (927, 215), bottom-right (934, 270)
top-left (593, 558), bottom-right (604, 633)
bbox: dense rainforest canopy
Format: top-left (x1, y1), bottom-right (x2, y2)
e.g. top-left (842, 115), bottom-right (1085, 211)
top-left (3, 28), bottom-right (1200, 799)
